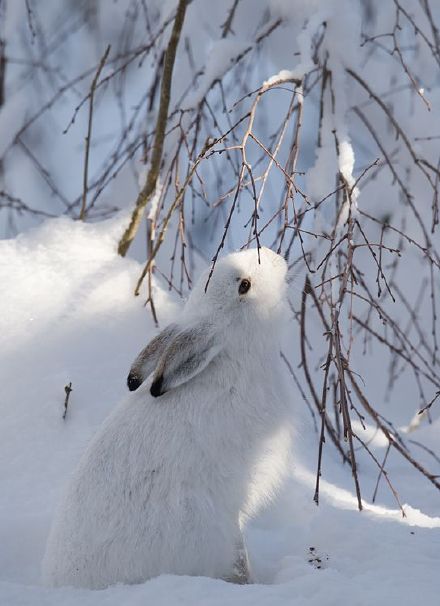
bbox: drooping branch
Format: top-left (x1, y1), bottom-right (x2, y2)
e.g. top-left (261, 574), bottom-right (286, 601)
top-left (117, 0), bottom-right (188, 257)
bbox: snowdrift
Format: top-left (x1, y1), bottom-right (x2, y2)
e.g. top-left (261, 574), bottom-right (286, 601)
top-left (0, 215), bottom-right (439, 605)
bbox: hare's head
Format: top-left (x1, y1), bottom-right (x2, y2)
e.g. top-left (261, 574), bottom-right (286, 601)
top-left (186, 247), bottom-right (288, 323)
top-left (127, 247), bottom-right (287, 395)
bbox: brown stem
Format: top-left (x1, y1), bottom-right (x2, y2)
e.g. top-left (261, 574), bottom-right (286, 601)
top-left (300, 277), bottom-right (351, 466)
top-left (118, 0), bottom-right (188, 256)
top-left (80, 45), bottom-right (110, 221)
top-left (314, 332), bottom-right (333, 505)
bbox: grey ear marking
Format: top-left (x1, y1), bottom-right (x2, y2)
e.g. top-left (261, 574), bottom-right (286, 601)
top-left (151, 322), bottom-right (221, 396)
top-left (127, 324), bottom-right (178, 391)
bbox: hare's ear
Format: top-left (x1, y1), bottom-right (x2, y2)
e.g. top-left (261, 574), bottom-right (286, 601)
top-left (150, 322), bottom-right (220, 397)
top-left (127, 324), bottom-right (178, 391)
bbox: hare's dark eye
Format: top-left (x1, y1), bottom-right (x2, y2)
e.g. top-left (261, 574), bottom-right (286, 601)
top-left (238, 278), bottom-right (251, 295)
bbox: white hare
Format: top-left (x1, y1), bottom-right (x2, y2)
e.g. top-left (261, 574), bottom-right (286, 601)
top-left (42, 247), bottom-right (294, 589)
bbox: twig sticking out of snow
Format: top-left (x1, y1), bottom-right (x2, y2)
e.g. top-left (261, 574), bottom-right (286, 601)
top-left (62, 383), bottom-right (73, 421)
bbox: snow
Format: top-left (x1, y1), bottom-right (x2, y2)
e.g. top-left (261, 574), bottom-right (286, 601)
top-left (263, 70), bottom-right (299, 88)
top-left (336, 138), bottom-right (359, 227)
top-left (147, 182), bottom-right (162, 224)
top-left (338, 139), bottom-right (356, 191)
top-left (1, 216), bottom-right (439, 605)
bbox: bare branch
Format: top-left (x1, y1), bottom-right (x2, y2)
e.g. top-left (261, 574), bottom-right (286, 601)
top-left (118, 0), bottom-right (188, 256)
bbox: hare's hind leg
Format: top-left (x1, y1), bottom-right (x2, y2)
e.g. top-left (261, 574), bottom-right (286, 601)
top-left (224, 536), bottom-right (252, 584)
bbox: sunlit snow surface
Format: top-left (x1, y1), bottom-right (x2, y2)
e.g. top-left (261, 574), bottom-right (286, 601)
top-left (1, 215), bottom-right (439, 605)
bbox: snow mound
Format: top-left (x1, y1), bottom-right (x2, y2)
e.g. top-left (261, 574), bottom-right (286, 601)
top-left (1, 216), bottom-right (439, 605)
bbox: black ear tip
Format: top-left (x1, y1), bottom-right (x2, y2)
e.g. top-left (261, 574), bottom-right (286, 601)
top-left (127, 373), bottom-right (142, 392)
top-left (150, 376), bottom-right (164, 398)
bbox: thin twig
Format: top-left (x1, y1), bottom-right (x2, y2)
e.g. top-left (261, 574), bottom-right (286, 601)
top-left (62, 382), bottom-right (73, 420)
top-left (79, 45), bottom-right (110, 221)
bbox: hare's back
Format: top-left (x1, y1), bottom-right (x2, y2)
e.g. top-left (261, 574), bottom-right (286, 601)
top-left (44, 390), bottom-right (242, 587)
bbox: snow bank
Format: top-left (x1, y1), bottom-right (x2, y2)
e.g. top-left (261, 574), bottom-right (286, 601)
top-left (1, 216), bottom-right (439, 605)
top-left (0, 214), bottom-right (176, 584)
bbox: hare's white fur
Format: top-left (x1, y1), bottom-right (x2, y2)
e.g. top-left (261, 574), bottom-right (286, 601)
top-left (42, 247), bottom-right (294, 589)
